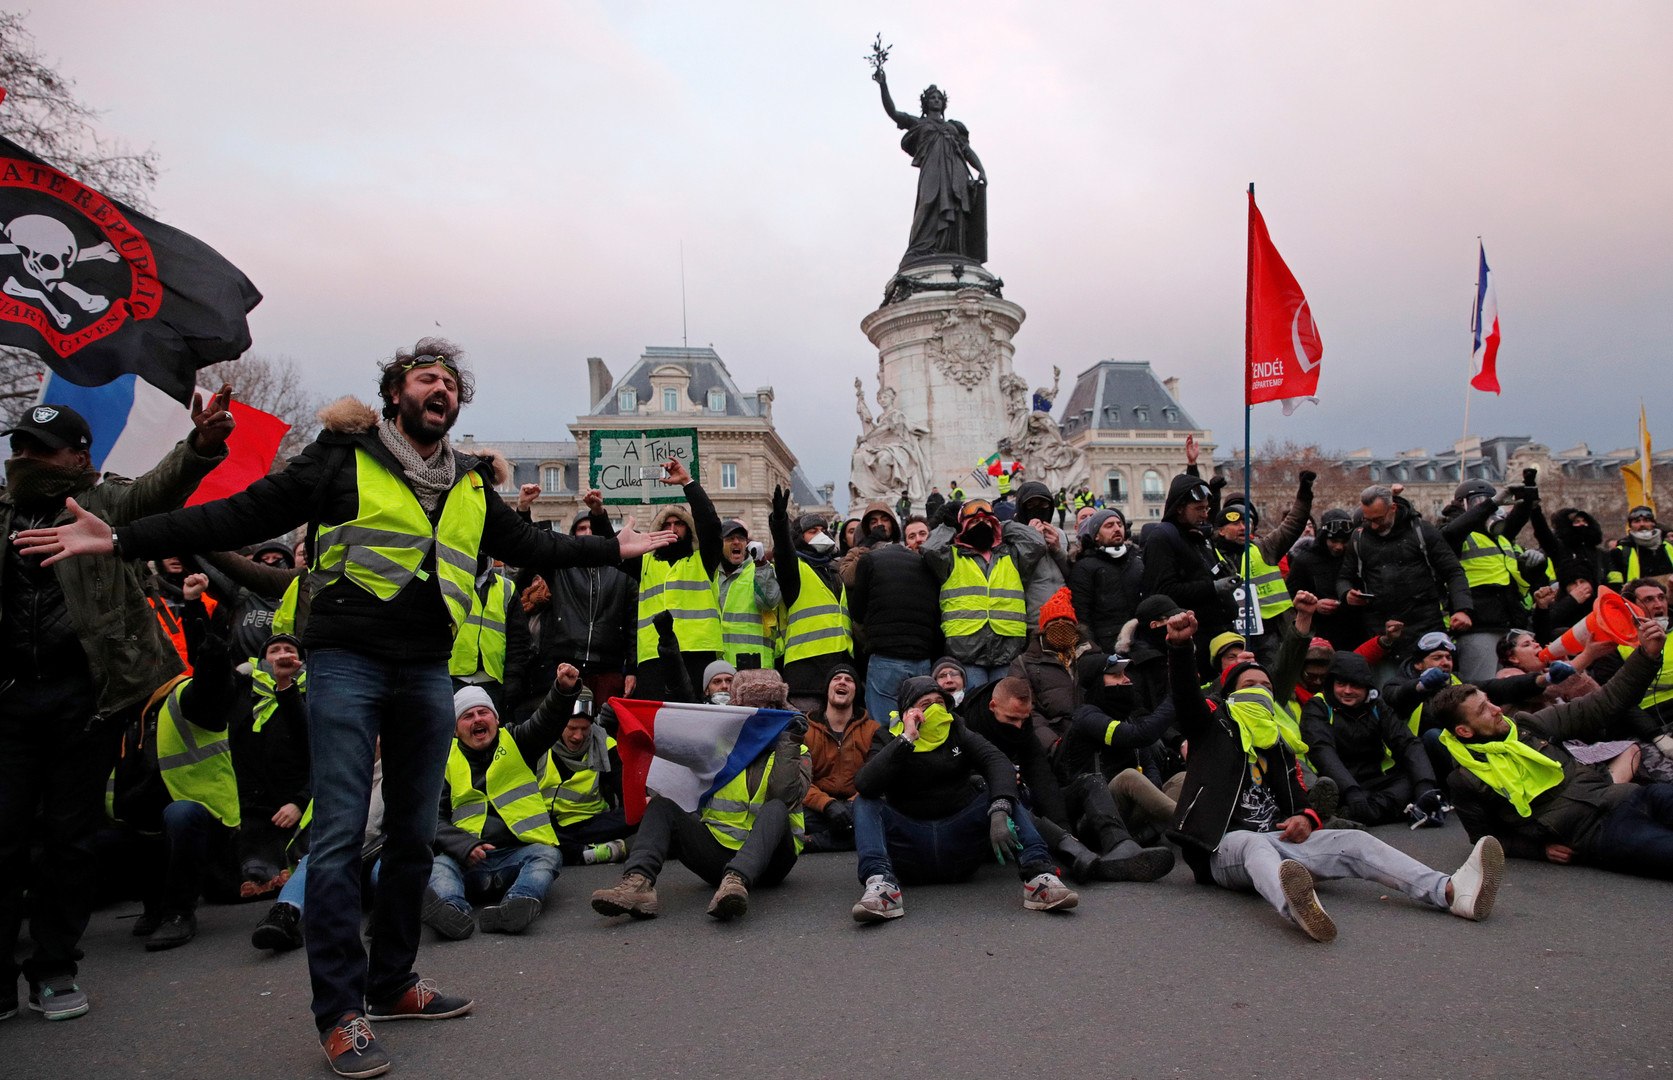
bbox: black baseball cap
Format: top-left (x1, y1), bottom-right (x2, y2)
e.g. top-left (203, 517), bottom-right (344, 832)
top-left (4, 404), bottom-right (92, 452)
top-left (720, 518), bottom-right (750, 539)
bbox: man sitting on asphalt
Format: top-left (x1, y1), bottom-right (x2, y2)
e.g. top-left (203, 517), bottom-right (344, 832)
top-left (848, 675), bottom-right (1078, 922)
top-left (591, 669), bottom-right (809, 921)
top-left (1300, 651), bottom-right (1447, 828)
top-left (1165, 608), bottom-right (1505, 942)
top-left (424, 670), bottom-right (581, 939)
top-left (541, 690), bottom-right (631, 867)
top-left (1433, 616), bottom-right (1673, 879)
top-left (803, 664), bottom-right (886, 853)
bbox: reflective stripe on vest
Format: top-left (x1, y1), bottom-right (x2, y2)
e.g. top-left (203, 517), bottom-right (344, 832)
top-left (940, 553), bottom-right (1027, 639)
top-left (250, 661), bottom-right (307, 733)
top-left (783, 561), bottom-right (851, 663)
top-left (636, 551), bottom-right (722, 662)
top-left (449, 573), bottom-right (513, 680)
top-left (539, 735), bottom-right (616, 826)
top-left (699, 751), bottom-right (805, 853)
top-left (156, 683), bottom-right (241, 828)
top-left (271, 578), bottom-right (301, 637)
top-left (1245, 547), bottom-right (1292, 620)
top-left (719, 561), bottom-right (772, 667)
top-left (1458, 530), bottom-right (1516, 589)
top-left (445, 731), bottom-right (559, 845)
top-left (309, 448), bottom-right (487, 638)
top-left (1621, 541), bottom-right (1673, 586)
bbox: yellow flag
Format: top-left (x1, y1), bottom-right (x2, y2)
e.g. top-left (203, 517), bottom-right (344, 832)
top-left (1622, 402), bottom-right (1654, 513)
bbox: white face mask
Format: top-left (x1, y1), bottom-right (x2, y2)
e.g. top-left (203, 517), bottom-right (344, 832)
top-left (951, 689), bottom-right (965, 706)
top-left (1101, 544), bottom-right (1127, 559)
top-left (1656, 617), bottom-right (1669, 632)
top-left (807, 532), bottom-right (836, 554)
top-left (708, 691), bottom-right (732, 706)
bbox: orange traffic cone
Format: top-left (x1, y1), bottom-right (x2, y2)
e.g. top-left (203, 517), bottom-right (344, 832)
top-left (1539, 586), bottom-right (1645, 662)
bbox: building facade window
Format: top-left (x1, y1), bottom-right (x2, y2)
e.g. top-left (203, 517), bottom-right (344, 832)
top-left (1105, 469), bottom-right (1126, 501)
top-left (1142, 469), bottom-right (1164, 501)
top-left (720, 462), bottom-right (738, 490)
top-left (662, 387), bottom-right (680, 413)
top-left (707, 388), bottom-right (726, 412)
top-left (542, 465), bottom-right (562, 491)
top-left (617, 387), bottom-right (636, 411)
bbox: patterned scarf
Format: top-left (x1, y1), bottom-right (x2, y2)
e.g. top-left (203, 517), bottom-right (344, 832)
top-left (377, 419), bottom-right (456, 513)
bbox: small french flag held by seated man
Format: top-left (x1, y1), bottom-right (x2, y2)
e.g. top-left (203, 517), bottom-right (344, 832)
top-left (38, 369), bottom-right (290, 504)
top-left (612, 699), bottom-right (799, 824)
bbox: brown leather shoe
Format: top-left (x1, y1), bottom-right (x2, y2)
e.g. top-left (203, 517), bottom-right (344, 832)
top-left (590, 871), bottom-right (660, 919)
top-left (706, 871), bottom-right (749, 921)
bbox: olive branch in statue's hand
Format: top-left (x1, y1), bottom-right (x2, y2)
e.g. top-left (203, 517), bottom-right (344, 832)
top-left (866, 33), bottom-right (891, 80)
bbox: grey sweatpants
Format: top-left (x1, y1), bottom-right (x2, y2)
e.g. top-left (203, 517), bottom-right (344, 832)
top-left (1210, 828), bottom-right (1450, 922)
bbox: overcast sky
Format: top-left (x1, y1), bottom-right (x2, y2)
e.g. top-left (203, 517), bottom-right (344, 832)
top-left (25, 2), bottom-right (1673, 499)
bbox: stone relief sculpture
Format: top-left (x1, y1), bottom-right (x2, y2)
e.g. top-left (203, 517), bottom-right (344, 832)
top-left (850, 378), bottom-right (931, 503)
top-left (925, 295), bottom-right (999, 389)
top-left (1001, 364), bottom-right (1090, 493)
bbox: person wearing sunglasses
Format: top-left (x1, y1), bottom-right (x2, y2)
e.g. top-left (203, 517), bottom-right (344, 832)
top-left (1208, 471), bottom-right (1316, 668)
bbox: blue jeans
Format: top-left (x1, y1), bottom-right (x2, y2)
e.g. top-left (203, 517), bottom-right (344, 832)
top-left (427, 844), bottom-right (560, 911)
top-left (302, 649), bottom-right (456, 1032)
top-left (962, 663), bottom-right (1012, 691)
top-left (1590, 783), bottom-right (1673, 879)
top-left (157, 799), bottom-right (223, 917)
top-left (854, 791), bottom-right (1054, 885)
top-left (864, 655), bottom-right (932, 726)
top-left (278, 853), bottom-right (382, 913)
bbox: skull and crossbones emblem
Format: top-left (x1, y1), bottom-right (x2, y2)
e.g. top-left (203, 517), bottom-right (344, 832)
top-left (0, 214), bottom-right (121, 329)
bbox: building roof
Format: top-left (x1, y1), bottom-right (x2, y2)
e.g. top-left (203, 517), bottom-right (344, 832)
top-left (589, 346), bottom-right (760, 418)
top-left (1058, 360), bottom-right (1199, 437)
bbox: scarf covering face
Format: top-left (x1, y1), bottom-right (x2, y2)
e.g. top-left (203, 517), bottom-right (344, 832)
top-left (1437, 721), bottom-right (1564, 816)
top-left (913, 702), bottom-right (955, 753)
top-left (377, 418), bottom-right (456, 514)
top-left (1225, 687), bottom-right (1307, 764)
top-left (552, 721), bottom-right (611, 774)
top-left (4, 458), bottom-right (94, 506)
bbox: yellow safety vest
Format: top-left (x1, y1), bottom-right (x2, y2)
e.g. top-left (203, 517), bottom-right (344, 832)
top-left (1075, 490), bottom-right (1095, 509)
top-left (783, 560), bottom-right (851, 663)
top-left (1619, 643), bottom-right (1673, 709)
top-left (449, 572), bottom-right (513, 680)
top-left (700, 750), bottom-right (805, 853)
top-left (540, 736), bottom-right (617, 827)
top-left (444, 731), bottom-right (559, 846)
top-left (1245, 547), bottom-right (1292, 620)
top-left (250, 661), bottom-right (307, 733)
top-left (997, 472), bottom-right (1012, 496)
top-left (271, 578), bottom-right (301, 637)
top-left (940, 552), bottom-right (1027, 640)
top-left (156, 683), bottom-right (241, 828)
top-left (1609, 540), bottom-right (1673, 586)
top-left (719, 561), bottom-right (773, 668)
top-left (1458, 530), bottom-right (1517, 589)
top-left (636, 551), bottom-right (722, 662)
top-left (310, 448), bottom-right (486, 637)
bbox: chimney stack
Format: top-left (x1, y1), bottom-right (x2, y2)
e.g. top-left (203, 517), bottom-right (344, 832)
top-left (587, 358), bottom-right (613, 410)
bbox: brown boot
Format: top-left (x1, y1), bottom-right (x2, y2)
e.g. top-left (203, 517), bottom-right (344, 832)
top-left (590, 871), bottom-right (659, 919)
top-left (706, 871), bottom-right (749, 921)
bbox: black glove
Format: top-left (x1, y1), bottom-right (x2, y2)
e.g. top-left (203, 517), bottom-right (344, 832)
top-left (989, 808), bottom-right (1023, 865)
top-left (1214, 576), bottom-right (1242, 602)
top-left (1298, 469), bottom-right (1317, 495)
top-left (938, 499), bottom-right (963, 528)
top-left (824, 799), bottom-right (852, 827)
top-left (1208, 474), bottom-right (1229, 493)
top-left (771, 484), bottom-right (790, 520)
top-left (652, 610), bottom-right (677, 647)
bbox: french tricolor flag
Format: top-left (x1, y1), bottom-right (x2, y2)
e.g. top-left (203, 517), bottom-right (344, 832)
top-left (611, 699), bottom-right (797, 824)
top-left (38, 370), bottom-right (290, 505)
top-left (1469, 242), bottom-right (1502, 394)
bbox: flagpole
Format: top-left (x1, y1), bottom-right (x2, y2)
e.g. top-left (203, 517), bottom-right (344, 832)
top-left (1242, 184), bottom-right (1256, 629)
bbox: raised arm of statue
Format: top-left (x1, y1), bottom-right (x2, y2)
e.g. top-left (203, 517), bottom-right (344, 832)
top-left (855, 377), bottom-right (875, 432)
top-left (875, 69), bottom-right (917, 129)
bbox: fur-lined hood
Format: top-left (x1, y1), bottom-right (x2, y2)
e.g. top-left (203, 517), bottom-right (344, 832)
top-left (314, 396), bottom-right (509, 487)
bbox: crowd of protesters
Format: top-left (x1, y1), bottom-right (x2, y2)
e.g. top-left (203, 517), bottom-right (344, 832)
top-left (5, 340), bottom-right (1672, 1078)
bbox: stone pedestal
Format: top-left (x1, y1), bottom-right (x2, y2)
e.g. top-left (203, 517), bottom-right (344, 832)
top-left (851, 262), bottom-right (1026, 505)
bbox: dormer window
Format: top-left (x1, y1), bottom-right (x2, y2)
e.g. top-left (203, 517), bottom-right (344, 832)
top-left (617, 387), bottom-right (637, 411)
top-left (661, 387), bottom-right (680, 413)
top-left (1162, 407), bottom-right (1179, 423)
top-left (707, 388), bottom-right (726, 412)
top-left (1133, 406), bottom-right (1150, 423)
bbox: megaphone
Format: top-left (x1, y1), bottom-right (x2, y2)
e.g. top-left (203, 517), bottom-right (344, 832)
top-left (1539, 586), bottom-right (1645, 663)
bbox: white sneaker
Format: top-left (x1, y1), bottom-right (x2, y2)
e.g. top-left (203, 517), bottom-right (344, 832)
top-left (851, 875), bottom-right (904, 923)
top-left (1022, 873), bottom-right (1079, 912)
top-left (1278, 859), bottom-right (1337, 942)
top-left (1449, 836), bottom-right (1505, 921)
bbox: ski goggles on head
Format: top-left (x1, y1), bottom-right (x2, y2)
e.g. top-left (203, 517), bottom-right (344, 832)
top-left (1630, 510), bottom-right (1656, 524)
top-left (1501, 628), bottom-right (1535, 650)
top-left (1182, 482), bottom-right (1211, 503)
top-left (959, 499), bottom-right (994, 520)
top-left (397, 353), bottom-right (459, 375)
top-left (1321, 519), bottom-right (1353, 540)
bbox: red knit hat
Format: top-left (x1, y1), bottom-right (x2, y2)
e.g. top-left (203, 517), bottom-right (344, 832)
top-left (1039, 587), bottom-right (1077, 632)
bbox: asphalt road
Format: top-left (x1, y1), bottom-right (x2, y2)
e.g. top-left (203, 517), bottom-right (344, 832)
top-left (3, 818), bottom-right (1668, 1080)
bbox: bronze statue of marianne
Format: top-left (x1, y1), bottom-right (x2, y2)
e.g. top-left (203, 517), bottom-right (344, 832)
top-left (873, 65), bottom-right (988, 269)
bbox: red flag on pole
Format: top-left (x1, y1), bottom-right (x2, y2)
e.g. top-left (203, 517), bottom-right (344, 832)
top-left (1246, 188), bottom-right (1323, 414)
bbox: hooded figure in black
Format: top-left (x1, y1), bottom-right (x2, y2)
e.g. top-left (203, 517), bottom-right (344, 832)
top-left (1300, 651), bottom-right (1442, 827)
top-left (1013, 479), bottom-right (1072, 628)
top-left (1141, 472), bottom-right (1238, 668)
top-left (1285, 508), bottom-right (1365, 651)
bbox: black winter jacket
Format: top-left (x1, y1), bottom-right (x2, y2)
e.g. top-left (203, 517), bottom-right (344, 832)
top-left (1336, 503), bottom-right (1472, 639)
top-left (1068, 544), bottom-right (1144, 653)
top-left (118, 400), bottom-right (621, 662)
top-left (1300, 654), bottom-right (1435, 801)
top-left (848, 541), bottom-right (942, 660)
top-left (1284, 538), bottom-right (1364, 650)
top-left (855, 718), bottom-right (1019, 820)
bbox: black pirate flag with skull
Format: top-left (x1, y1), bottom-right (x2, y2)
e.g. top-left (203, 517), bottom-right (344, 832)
top-left (0, 135), bottom-right (261, 403)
